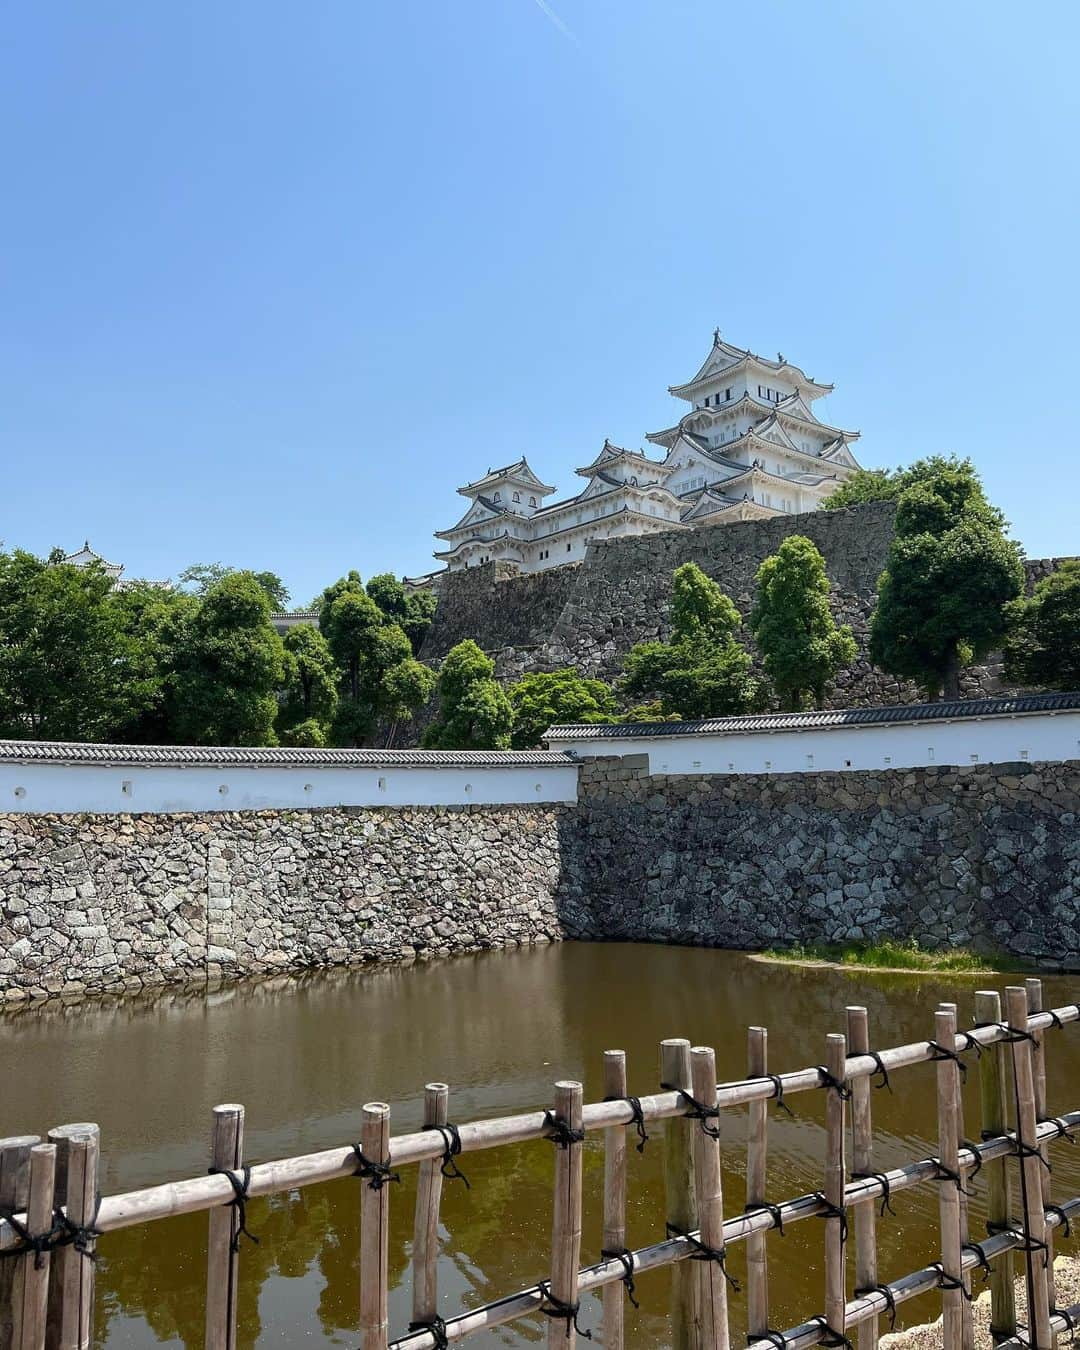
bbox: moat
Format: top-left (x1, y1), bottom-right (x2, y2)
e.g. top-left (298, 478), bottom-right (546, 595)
top-left (4, 943), bottom-right (1078, 1348)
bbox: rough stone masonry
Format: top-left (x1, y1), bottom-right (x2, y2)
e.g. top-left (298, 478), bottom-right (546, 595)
top-left (2, 753), bottom-right (1079, 1002)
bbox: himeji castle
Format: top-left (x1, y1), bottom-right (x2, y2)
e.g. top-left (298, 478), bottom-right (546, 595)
top-left (427, 331), bottom-right (862, 577)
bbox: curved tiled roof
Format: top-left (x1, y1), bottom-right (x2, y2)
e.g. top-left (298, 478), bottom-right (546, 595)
top-left (0, 740), bottom-right (576, 770)
top-left (545, 692), bottom-right (1080, 742)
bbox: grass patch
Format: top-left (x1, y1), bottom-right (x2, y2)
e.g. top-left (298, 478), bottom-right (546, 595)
top-left (761, 938), bottom-right (1031, 974)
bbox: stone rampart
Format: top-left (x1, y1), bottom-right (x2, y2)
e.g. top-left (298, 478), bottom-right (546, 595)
top-left (420, 502), bottom-right (1070, 707)
top-left (558, 757), bottom-right (1080, 968)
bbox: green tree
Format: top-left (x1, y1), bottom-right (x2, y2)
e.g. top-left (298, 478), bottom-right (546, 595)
top-left (619, 563), bottom-right (764, 719)
top-left (1003, 561), bottom-right (1080, 691)
top-left (0, 550), bottom-right (133, 741)
top-left (318, 572), bottom-right (433, 744)
top-left (423, 640), bottom-right (512, 750)
top-left (869, 465), bottom-right (1024, 701)
top-left (279, 624), bottom-right (338, 737)
top-left (179, 562), bottom-right (289, 609)
top-left (279, 718), bottom-right (328, 748)
top-left (750, 536), bottom-right (857, 710)
top-left (366, 573), bottom-right (438, 653)
top-left (170, 573), bottom-right (287, 745)
top-left (821, 454), bottom-right (990, 512)
top-left (506, 669), bottom-right (618, 749)
top-left (108, 582), bottom-right (199, 742)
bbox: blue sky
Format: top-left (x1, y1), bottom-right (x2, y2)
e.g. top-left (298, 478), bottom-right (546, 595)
top-left (4, 1), bottom-right (1078, 604)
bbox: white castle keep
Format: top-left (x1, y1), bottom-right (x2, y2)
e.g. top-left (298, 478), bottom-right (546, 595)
top-left (428, 331), bottom-right (862, 577)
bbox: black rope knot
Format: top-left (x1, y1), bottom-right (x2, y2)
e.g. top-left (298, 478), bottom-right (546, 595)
top-left (208, 1165), bottom-right (260, 1252)
top-left (810, 1315), bottom-right (854, 1350)
top-left (1047, 1203), bottom-right (1073, 1238)
top-left (665, 1223), bottom-right (741, 1289)
top-left (766, 1075), bottom-right (795, 1117)
top-left (928, 1040), bottom-right (968, 1082)
top-left (430, 1123), bottom-right (470, 1190)
top-left (1014, 1140), bottom-right (1052, 1172)
top-left (408, 1315), bottom-right (449, 1348)
top-left (962, 1240), bottom-right (995, 1284)
top-left (1039, 1115), bottom-right (1076, 1145)
top-left (0, 1211), bottom-right (65, 1270)
top-left (931, 1159), bottom-right (971, 1195)
top-left (956, 1031), bottom-right (985, 1058)
top-left (959, 1141), bottom-right (984, 1186)
top-left (850, 1170), bottom-right (897, 1218)
top-left (542, 1111), bottom-right (585, 1149)
top-left (603, 1095), bottom-right (650, 1152)
top-left (600, 1247), bottom-right (639, 1308)
top-left (756, 1329), bottom-right (791, 1350)
top-left (661, 1084), bottom-right (722, 1139)
top-left (814, 1067), bottom-right (852, 1101)
top-left (811, 1192), bottom-right (848, 1244)
top-left (538, 1282), bottom-right (592, 1339)
top-left (854, 1281), bottom-right (899, 1329)
top-left (932, 1263), bottom-right (973, 1301)
top-left (861, 1051), bottom-right (893, 1093)
top-left (350, 1147), bottom-right (401, 1192)
top-left (744, 1201), bottom-right (786, 1236)
top-left (52, 1194), bottom-right (103, 1263)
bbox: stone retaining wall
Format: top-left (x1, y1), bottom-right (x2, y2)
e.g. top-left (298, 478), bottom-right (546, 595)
top-left (558, 757), bottom-right (1080, 968)
top-left (0, 806), bottom-right (568, 1002)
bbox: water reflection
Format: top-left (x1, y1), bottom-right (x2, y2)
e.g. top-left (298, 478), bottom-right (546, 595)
top-left (3, 945), bottom-right (1077, 1348)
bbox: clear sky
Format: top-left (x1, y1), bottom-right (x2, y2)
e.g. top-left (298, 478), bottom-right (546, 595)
top-left (4, 1), bottom-right (1079, 605)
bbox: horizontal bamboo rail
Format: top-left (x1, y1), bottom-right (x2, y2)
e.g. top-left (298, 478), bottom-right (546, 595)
top-left (6, 1002), bottom-right (1073, 1251)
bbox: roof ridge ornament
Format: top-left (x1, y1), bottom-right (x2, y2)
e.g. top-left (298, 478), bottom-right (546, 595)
top-left (713, 327), bottom-right (721, 346)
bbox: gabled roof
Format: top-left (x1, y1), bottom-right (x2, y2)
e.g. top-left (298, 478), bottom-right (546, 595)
top-left (433, 531), bottom-right (526, 561)
top-left (575, 439), bottom-right (663, 478)
top-left (668, 331), bottom-right (835, 402)
top-left (544, 692), bottom-right (1080, 743)
top-left (59, 541), bottom-right (124, 578)
top-left (0, 738), bottom-right (574, 770)
top-left (456, 457), bottom-right (555, 498)
top-left (679, 488), bottom-right (744, 522)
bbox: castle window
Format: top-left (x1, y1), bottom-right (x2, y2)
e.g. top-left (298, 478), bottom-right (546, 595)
top-left (567, 543), bottom-right (572, 552)
top-left (725, 388), bottom-right (732, 400)
top-left (513, 491), bottom-right (520, 502)
top-left (529, 496), bottom-right (536, 507)
top-left (493, 491), bottom-right (500, 501)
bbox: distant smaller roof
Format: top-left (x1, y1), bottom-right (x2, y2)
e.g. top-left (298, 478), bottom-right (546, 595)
top-left (545, 692), bottom-right (1080, 742)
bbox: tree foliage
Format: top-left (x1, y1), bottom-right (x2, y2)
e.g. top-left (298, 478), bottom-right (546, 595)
top-left (318, 572), bottom-right (434, 745)
top-left (0, 551), bottom-right (132, 741)
top-left (750, 536), bottom-right (856, 710)
top-left (506, 669), bottom-right (618, 749)
top-left (170, 572), bottom-right (287, 745)
top-left (108, 582), bottom-right (199, 742)
top-left (279, 624), bottom-right (338, 737)
top-left (366, 573), bottom-right (438, 653)
top-left (179, 562), bottom-right (290, 610)
top-left (423, 640), bottom-right (512, 750)
top-left (821, 455), bottom-right (998, 515)
top-left (869, 461), bottom-right (1024, 701)
top-left (620, 563), bottom-right (764, 719)
top-left (1003, 561), bottom-right (1080, 691)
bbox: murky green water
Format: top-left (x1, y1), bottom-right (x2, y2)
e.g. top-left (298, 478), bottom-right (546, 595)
top-left (3, 944), bottom-right (1078, 1348)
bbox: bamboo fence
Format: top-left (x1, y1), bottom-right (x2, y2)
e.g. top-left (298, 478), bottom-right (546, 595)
top-left (1, 983), bottom-right (1078, 1350)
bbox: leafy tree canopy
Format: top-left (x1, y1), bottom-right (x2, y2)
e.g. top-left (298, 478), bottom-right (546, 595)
top-left (869, 464), bottom-right (1024, 701)
top-left (108, 582), bottom-right (199, 743)
top-left (423, 640), bottom-right (512, 750)
top-left (750, 536), bottom-right (857, 711)
top-left (1003, 560), bottom-right (1080, 692)
top-left (506, 669), bottom-right (618, 749)
top-left (821, 455), bottom-right (999, 521)
top-left (0, 551), bottom-right (132, 741)
top-left (366, 573), bottom-right (438, 653)
top-left (280, 624), bottom-right (338, 737)
top-left (620, 563), bottom-right (764, 719)
top-left (170, 572), bottom-right (287, 745)
top-left (179, 562), bottom-right (290, 609)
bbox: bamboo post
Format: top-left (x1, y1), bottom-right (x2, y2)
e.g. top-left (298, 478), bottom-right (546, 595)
top-left (1006, 985), bottom-right (1053, 1350)
top-left (547, 1081), bottom-right (585, 1350)
top-left (44, 1125), bottom-right (99, 1350)
top-left (823, 1033), bottom-right (848, 1341)
top-left (662, 1038), bottom-right (698, 1350)
top-left (938, 1003), bottom-right (974, 1350)
top-left (411, 1084), bottom-right (448, 1331)
top-left (0, 1138), bottom-right (39, 1350)
top-left (976, 989), bottom-right (1016, 1340)
top-left (359, 1103), bottom-right (392, 1350)
top-left (691, 1046), bottom-right (731, 1350)
top-left (602, 1051), bottom-right (629, 1350)
top-left (935, 1007), bottom-right (966, 1350)
top-left (14, 1144), bottom-right (56, 1350)
top-left (846, 1008), bottom-right (879, 1350)
top-left (206, 1105), bottom-right (244, 1350)
top-left (1025, 979), bottom-right (1056, 1318)
top-left (746, 1027), bottom-right (770, 1343)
